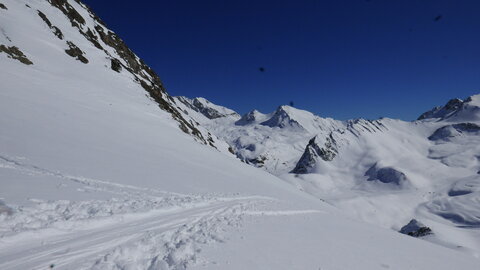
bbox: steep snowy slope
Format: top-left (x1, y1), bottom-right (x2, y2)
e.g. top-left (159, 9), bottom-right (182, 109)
top-left (0, 0), bottom-right (229, 151)
top-left (1, 0), bottom-right (480, 269)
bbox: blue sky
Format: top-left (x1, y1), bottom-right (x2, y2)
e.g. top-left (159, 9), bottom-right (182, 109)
top-left (82, 0), bottom-right (480, 120)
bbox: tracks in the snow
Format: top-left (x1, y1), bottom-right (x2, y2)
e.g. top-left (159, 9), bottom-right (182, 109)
top-left (0, 154), bottom-right (322, 270)
top-left (0, 199), bottom-right (251, 270)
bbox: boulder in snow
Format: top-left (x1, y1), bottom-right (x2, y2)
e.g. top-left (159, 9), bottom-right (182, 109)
top-left (400, 219), bottom-right (432, 237)
top-left (365, 163), bottom-right (407, 185)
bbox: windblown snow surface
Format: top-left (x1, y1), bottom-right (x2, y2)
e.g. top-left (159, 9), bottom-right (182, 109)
top-left (1, 0), bottom-right (479, 269)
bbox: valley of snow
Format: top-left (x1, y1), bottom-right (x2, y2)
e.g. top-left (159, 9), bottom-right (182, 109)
top-left (1, 0), bottom-right (479, 269)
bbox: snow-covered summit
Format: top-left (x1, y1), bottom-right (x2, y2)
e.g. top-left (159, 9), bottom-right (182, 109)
top-left (260, 105), bottom-right (342, 133)
top-left (260, 105), bottom-right (305, 130)
top-left (418, 94), bottom-right (480, 122)
top-left (235, 109), bottom-right (269, 126)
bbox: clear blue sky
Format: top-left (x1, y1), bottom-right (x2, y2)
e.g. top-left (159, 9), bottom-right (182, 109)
top-left (82, 0), bottom-right (480, 120)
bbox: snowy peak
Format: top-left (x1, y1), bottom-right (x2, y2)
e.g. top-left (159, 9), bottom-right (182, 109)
top-left (235, 110), bottom-right (268, 126)
top-left (418, 94), bottom-right (480, 122)
top-left (260, 105), bottom-right (305, 130)
top-left (175, 96), bottom-right (240, 120)
top-left (259, 105), bottom-right (342, 133)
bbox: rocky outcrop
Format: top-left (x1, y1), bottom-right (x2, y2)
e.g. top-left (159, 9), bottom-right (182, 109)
top-left (48, 0), bottom-right (85, 28)
top-left (365, 163), bottom-right (407, 185)
top-left (110, 58), bottom-right (122, 72)
top-left (418, 98), bottom-right (464, 120)
top-left (65, 41), bottom-right (88, 63)
top-left (37, 10), bottom-right (64, 40)
top-left (291, 134), bottom-right (338, 174)
top-left (400, 219), bottom-right (432, 237)
top-left (0, 45), bottom-right (33, 65)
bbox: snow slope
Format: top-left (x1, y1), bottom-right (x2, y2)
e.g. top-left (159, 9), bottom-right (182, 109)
top-left (1, 0), bottom-right (479, 269)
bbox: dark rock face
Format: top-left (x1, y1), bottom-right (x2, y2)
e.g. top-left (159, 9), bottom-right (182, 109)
top-left (94, 25), bottom-right (142, 73)
top-left (65, 41), bottom-right (88, 63)
top-left (444, 98), bottom-right (464, 111)
top-left (0, 45), bottom-right (33, 65)
top-left (83, 28), bottom-right (103, 50)
top-left (48, 0), bottom-right (85, 28)
top-left (400, 219), bottom-right (432, 237)
top-left (291, 135), bottom-right (337, 174)
top-left (0, 3), bottom-right (7, 10)
top-left (428, 123), bottom-right (480, 141)
top-left (37, 10), bottom-right (64, 40)
top-left (365, 163), bottom-right (407, 185)
top-left (111, 58), bottom-right (122, 72)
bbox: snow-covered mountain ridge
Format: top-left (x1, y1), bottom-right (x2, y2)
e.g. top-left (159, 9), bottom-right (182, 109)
top-left (1, 0), bottom-right (480, 269)
top-left (177, 94), bottom-right (480, 256)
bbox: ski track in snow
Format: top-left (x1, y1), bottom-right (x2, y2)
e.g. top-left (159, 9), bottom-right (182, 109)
top-left (0, 155), bottom-right (320, 270)
top-left (1, 201), bottom-right (244, 270)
